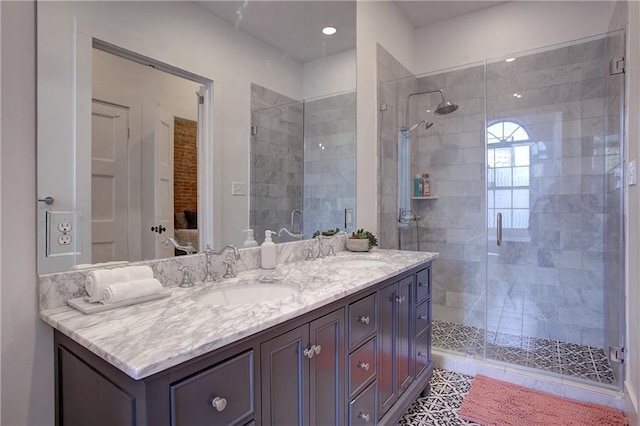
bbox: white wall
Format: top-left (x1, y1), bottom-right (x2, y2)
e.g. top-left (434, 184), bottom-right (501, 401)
top-left (413, 1), bottom-right (617, 74)
top-left (38, 1), bottom-right (304, 273)
top-left (356, 1), bottom-right (416, 235)
top-left (303, 48), bottom-right (356, 100)
top-left (1, 2), bottom-right (54, 425)
top-left (626, 0), bottom-right (640, 422)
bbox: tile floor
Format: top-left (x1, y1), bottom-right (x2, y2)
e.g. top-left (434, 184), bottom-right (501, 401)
top-left (398, 368), bottom-right (479, 425)
top-left (432, 320), bottom-right (616, 385)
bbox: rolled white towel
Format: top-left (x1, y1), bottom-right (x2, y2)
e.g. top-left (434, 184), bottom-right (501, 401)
top-left (86, 269), bottom-right (119, 303)
top-left (112, 265), bottom-right (154, 282)
top-left (102, 279), bottom-right (164, 304)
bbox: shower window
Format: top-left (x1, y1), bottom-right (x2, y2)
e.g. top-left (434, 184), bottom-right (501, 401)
top-left (487, 121), bottom-right (531, 236)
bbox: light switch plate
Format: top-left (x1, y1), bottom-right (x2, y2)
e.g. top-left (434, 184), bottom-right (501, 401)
top-left (232, 181), bottom-right (247, 196)
top-left (46, 211), bottom-right (82, 257)
top-left (628, 160), bottom-right (637, 186)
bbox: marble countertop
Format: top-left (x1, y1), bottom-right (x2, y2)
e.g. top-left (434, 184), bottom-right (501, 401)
top-left (40, 249), bottom-right (437, 380)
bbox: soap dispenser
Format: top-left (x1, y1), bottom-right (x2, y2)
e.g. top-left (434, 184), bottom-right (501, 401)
top-left (261, 230), bottom-right (277, 269)
top-left (243, 229), bottom-right (258, 248)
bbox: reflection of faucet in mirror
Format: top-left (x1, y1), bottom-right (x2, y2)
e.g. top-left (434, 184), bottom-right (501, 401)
top-left (291, 210), bottom-right (303, 234)
top-left (277, 227), bottom-right (305, 241)
top-left (162, 237), bottom-right (195, 255)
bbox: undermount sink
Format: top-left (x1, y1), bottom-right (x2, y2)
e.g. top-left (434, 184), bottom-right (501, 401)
top-left (195, 283), bottom-right (298, 306)
top-left (325, 257), bottom-right (389, 268)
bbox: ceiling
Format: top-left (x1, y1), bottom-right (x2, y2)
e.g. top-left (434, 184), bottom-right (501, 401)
top-left (196, 1), bottom-right (506, 63)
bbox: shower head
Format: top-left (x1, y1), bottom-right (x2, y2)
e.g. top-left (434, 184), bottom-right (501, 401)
top-left (405, 120), bottom-right (433, 134)
top-left (434, 92), bottom-right (459, 115)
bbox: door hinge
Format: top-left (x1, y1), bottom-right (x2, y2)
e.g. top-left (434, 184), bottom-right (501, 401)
top-left (198, 95), bottom-right (205, 105)
top-left (380, 103), bottom-right (388, 112)
top-left (609, 57), bottom-right (625, 75)
top-left (251, 126), bottom-right (258, 136)
top-left (609, 345), bottom-right (625, 363)
top-left (127, 128), bottom-right (130, 138)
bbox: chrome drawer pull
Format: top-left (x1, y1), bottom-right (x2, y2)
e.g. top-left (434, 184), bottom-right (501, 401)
top-left (395, 296), bottom-right (406, 304)
top-left (304, 345), bottom-right (317, 359)
top-left (358, 412), bottom-right (371, 422)
top-left (418, 315), bottom-right (428, 321)
top-left (211, 396), bottom-right (227, 412)
top-left (417, 351), bottom-right (428, 359)
top-left (357, 361), bottom-right (370, 371)
top-left (418, 281), bottom-right (427, 287)
top-left (358, 315), bottom-right (371, 325)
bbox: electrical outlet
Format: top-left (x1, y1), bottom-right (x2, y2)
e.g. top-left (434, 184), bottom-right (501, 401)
top-left (46, 210), bottom-right (82, 257)
top-left (57, 220), bottom-right (72, 233)
top-left (57, 234), bottom-right (72, 245)
top-left (232, 181), bottom-right (247, 196)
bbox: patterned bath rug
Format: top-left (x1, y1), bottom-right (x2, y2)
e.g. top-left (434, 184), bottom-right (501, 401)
top-left (459, 375), bottom-right (627, 426)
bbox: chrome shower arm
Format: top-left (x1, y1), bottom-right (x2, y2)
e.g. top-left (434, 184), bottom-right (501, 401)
top-left (404, 90), bottom-right (445, 129)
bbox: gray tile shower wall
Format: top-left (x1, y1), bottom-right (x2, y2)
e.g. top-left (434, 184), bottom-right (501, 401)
top-left (377, 44), bottom-right (416, 249)
top-left (250, 84), bottom-right (304, 244)
top-left (303, 91), bottom-right (356, 237)
top-left (408, 36), bottom-right (621, 348)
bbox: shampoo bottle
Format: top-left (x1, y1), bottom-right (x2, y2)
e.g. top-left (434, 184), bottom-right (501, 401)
top-left (243, 229), bottom-right (258, 248)
top-left (414, 174), bottom-right (423, 197)
top-left (261, 230), bottom-right (277, 269)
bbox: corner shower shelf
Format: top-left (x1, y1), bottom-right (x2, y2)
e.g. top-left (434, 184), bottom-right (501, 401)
top-left (412, 196), bottom-right (439, 200)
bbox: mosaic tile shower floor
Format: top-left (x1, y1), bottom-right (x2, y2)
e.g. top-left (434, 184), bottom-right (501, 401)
top-left (398, 368), bottom-right (479, 425)
top-left (432, 320), bottom-right (616, 385)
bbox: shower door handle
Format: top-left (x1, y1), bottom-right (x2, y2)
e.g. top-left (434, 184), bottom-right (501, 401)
top-left (496, 213), bottom-right (502, 246)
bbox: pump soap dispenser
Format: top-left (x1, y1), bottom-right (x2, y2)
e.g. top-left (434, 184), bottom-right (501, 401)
top-left (261, 230), bottom-right (277, 269)
top-left (243, 229), bottom-right (258, 248)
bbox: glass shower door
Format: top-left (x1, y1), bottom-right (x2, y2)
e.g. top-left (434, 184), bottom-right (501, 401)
top-left (485, 33), bottom-right (625, 389)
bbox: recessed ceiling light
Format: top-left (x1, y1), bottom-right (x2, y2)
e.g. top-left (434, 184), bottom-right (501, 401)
top-left (505, 57), bottom-right (516, 63)
top-left (322, 26), bottom-right (337, 36)
top-left (513, 93), bottom-right (522, 98)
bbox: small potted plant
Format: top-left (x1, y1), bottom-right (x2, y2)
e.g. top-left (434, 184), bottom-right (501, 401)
top-left (346, 229), bottom-right (378, 252)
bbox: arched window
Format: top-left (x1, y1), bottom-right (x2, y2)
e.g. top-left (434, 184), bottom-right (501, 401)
top-left (487, 121), bottom-right (531, 231)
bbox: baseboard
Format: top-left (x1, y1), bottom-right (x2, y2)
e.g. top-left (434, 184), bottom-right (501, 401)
top-left (433, 349), bottom-right (625, 410)
top-left (625, 381), bottom-right (639, 426)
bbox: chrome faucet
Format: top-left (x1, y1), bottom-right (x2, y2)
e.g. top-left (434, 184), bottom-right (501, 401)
top-left (315, 235), bottom-right (326, 259)
top-left (278, 227), bottom-right (305, 240)
top-left (162, 237), bottom-right (195, 255)
top-left (216, 245), bottom-right (241, 278)
top-left (204, 245), bottom-right (216, 282)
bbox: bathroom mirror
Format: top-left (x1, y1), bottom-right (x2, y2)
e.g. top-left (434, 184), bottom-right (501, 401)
top-left (36, 1), bottom-right (356, 273)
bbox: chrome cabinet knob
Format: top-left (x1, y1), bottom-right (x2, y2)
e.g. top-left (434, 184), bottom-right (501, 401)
top-left (358, 412), bottom-right (371, 422)
top-left (417, 351), bottom-right (428, 359)
top-left (211, 396), bottom-right (227, 412)
top-left (358, 315), bottom-right (370, 325)
top-left (418, 315), bottom-right (428, 321)
top-left (357, 361), bottom-right (370, 371)
top-left (314, 344), bottom-right (321, 355)
top-left (304, 345), bottom-right (317, 359)
top-left (418, 281), bottom-right (427, 287)
top-left (395, 295), bottom-right (406, 304)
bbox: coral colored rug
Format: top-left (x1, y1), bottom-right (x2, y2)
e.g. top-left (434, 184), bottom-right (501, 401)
top-left (459, 375), bottom-right (627, 426)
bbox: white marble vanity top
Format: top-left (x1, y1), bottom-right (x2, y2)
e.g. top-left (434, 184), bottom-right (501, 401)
top-left (40, 249), bottom-right (437, 380)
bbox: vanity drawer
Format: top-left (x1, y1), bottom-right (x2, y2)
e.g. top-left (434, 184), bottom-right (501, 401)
top-left (171, 351), bottom-right (254, 426)
top-left (348, 338), bottom-right (376, 398)
top-left (348, 294), bottom-right (377, 349)
top-left (349, 381), bottom-right (377, 426)
top-left (416, 267), bottom-right (431, 304)
top-left (415, 328), bottom-right (431, 377)
top-left (415, 299), bottom-right (431, 337)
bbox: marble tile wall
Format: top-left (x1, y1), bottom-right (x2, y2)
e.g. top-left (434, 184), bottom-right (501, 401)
top-left (250, 84), bottom-right (304, 244)
top-left (402, 36), bottom-right (623, 348)
top-left (303, 92), bottom-right (357, 237)
top-left (377, 44), bottom-right (416, 249)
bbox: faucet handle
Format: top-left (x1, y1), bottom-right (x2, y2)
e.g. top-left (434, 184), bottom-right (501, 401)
top-left (327, 242), bottom-right (336, 256)
top-left (178, 266), bottom-right (195, 288)
top-left (305, 247), bottom-right (316, 261)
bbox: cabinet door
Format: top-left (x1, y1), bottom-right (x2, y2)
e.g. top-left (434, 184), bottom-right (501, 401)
top-left (397, 276), bottom-right (414, 394)
top-left (378, 283), bottom-right (397, 415)
top-left (261, 325), bottom-right (309, 426)
top-left (309, 309), bottom-right (345, 426)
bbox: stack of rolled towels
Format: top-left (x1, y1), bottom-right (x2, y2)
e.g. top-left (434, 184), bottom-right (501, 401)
top-left (85, 265), bottom-right (163, 304)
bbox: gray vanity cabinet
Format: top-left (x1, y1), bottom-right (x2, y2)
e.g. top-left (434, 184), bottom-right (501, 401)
top-left (378, 275), bottom-right (414, 418)
top-left (260, 308), bottom-right (345, 426)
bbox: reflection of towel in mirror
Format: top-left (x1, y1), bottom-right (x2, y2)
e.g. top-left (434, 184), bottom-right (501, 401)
top-left (85, 266), bottom-right (154, 303)
top-left (102, 279), bottom-right (163, 304)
